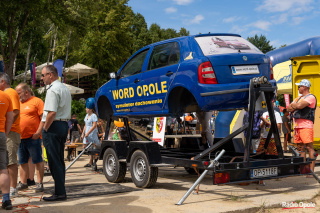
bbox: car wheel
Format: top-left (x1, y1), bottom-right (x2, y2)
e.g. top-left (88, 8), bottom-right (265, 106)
top-left (130, 150), bottom-right (158, 188)
top-left (103, 148), bottom-right (126, 183)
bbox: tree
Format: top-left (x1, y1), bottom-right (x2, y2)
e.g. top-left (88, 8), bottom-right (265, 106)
top-left (0, 0), bottom-right (75, 81)
top-left (247, 34), bottom-right (275, 53)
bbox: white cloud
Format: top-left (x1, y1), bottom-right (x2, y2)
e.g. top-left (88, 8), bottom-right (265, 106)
top-left (277, 14), bottom-right (288, 24)
top-left (190, 15), bottom-right (204, 24)
top-left (256, 0), bottom-right (314, 13)
top-left (223, 16), bottom-right (240, 23)
top-left (249, 20), bottom-right (272, 31)
top-left (173, 0), bottom-right (193, 5)
top-left (229, 25), bottom-right (246, 34)
top-left (292, 16), bottom-right (306, 25)
top-left (165, 7), bottom-right (177, 14)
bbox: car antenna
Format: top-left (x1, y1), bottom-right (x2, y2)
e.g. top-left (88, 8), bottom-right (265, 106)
top-left (238, 49), bottom-right (241, 53)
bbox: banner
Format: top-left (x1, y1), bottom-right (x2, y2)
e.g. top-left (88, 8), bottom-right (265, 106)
top-left (29, 62), bottom-right (36, 88)
top-left (0, 61), bottom-right (4, 72)
top-left (53, 59), bottom-right (64, 81)
top-left (152, 117), bottom-right (166, 146)
top-left (284, 94), bottom-right (290, 107)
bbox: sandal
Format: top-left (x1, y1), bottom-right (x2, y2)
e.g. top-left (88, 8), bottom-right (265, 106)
top-left (84, 164), bottom-right (91, 167)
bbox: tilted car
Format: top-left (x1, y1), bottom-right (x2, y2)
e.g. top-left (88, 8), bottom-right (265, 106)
top-left (95, 33), bottom-right (276, 118)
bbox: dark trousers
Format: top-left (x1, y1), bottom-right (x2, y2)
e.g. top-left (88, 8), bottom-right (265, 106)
top-left (42, 121), bottom-right (68, 195)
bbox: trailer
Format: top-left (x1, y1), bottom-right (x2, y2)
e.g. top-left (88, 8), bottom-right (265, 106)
top-left (96, 77), bottom-right (317, 189)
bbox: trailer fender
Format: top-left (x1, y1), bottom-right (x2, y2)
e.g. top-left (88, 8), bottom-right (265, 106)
top-left (100, 140), bottom-right (128, 160)
top-left (127, 141), bottom-right (162, 165)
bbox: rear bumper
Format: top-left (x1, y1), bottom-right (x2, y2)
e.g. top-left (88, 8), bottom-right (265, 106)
top-left (196, 79), bottom-right (277, 111)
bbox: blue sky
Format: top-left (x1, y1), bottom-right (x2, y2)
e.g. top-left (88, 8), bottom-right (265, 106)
top-left (128, 0), bottom-right (320, 48)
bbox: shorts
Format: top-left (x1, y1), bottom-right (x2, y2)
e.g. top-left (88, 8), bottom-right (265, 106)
top-left (18, 138), bottom-right (43, 165)
top-left (0, 132), bottom-right (9, 170)
top-left (257, 138), bottom-right (278, 156)
top-left (251, 138), bottom-right (260, 150)
top-left (7, 131), bottom-right (21, 165)
top-left (294, 128), bottom-right (313, 144)
top-left (71, 131), bottom-right (80, 142)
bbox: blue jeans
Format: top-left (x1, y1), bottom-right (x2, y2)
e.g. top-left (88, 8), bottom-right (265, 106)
top-left (18, 138), bottom-right (43, 164)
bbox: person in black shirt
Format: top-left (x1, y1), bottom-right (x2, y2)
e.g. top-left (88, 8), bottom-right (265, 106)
top-left (68, 114), bottom-right (82, 144)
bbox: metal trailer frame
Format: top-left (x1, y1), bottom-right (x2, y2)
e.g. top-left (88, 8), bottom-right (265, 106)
top-left (95, 77), bottom-right (318, 189)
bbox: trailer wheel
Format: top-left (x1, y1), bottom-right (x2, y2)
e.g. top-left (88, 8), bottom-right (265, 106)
top-left (130, 150), bottom-right (158, 188)
top-left (103, 148), bottom-right (126, 183)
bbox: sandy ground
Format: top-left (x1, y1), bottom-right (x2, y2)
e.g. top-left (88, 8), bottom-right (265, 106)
top-left (5, 151), bottom-right (320, 213)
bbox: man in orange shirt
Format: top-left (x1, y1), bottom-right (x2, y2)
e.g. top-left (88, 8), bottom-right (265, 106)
top-left (15, 83), bottom-right (45, 193)
top-left (0, 73), bottom-right (20, 197)
top-left (288, 79), bottom-right (317, 175)
top-left (0, 88), bottom-right (14, 210)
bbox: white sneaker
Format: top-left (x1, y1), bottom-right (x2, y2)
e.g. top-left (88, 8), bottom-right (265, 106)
top-left (10, 187), bottom-right (17, 197)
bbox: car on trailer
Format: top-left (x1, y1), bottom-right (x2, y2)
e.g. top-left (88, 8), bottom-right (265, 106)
top-left (94, 34), bottom-right (317, 189)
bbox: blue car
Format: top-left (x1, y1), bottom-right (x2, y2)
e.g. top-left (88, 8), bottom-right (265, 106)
top-left (95, 33), bottom-right (276, 118)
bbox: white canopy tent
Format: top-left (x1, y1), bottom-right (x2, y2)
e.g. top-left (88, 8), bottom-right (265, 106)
top-left (14, 63), bottom-right (51, 81)
top-left (64, 63), bottom-right (98, 80)
top-left (37, 83), bottom-right (84, 95)
top-left (14, 63), bottom-right (98, 82)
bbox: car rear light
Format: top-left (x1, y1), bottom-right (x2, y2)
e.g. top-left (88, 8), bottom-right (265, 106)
top-left (269, 59), bottom-right (274, 80)
top-left (198, 61), bottom-right (217, 84)
top-left (214, 172), bottom-right (230, 184)
top-left (299, 164), bottom-right (311, 174)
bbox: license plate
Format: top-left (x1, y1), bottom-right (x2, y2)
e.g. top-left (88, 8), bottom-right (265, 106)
top-left (251, 167), bottom-right (278, 178)
top-left (231, 65), bottom-right (259, 75)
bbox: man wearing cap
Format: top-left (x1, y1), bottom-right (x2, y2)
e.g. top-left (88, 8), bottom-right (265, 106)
top-left (40, 65), bottom-right (71, 201)
top-left (288, 79), bottom-right (317, 174)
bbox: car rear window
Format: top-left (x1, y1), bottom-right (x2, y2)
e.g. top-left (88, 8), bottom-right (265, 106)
top-left (195, 36), bottom-right (262, 56)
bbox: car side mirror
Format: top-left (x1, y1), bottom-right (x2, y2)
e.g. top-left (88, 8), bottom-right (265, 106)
top-left (109, 72), bottom-right (118, 79)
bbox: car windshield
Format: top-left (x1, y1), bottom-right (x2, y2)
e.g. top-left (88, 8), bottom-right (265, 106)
top-left (195, 36), bottom-right (262, 56)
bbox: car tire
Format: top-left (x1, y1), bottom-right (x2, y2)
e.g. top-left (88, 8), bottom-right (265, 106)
top-left (130, 150), bottom-right (158, 188)
top-left (103, 148), bottom-right (126, 183)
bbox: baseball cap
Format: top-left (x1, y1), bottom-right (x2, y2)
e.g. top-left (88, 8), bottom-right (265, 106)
top-left (295, 79), bottom-right (311, 88)
top-left (114, 119), bottom-right (124, 128)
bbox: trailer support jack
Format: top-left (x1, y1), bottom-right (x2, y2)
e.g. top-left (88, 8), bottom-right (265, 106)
top-left (176, 149), bottom-right (225, 205)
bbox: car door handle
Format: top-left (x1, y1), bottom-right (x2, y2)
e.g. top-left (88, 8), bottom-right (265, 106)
top-left (134, 79), bottom-right (140, 83)
top-left (166, 71), bottom-right (174, 76)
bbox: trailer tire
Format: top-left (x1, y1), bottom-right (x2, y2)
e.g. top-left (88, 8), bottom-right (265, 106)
top-left (130, 150), bottom-right (158, 188)
top-left (103, 148), bottom-right (126, 183)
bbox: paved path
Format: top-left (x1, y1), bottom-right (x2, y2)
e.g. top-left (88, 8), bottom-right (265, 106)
top-left (8, 154), bottom-right (320, 212)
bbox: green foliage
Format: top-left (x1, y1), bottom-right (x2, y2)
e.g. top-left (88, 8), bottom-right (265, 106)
top-left (71, 99), bottom-right (86, 125)
top-left (247, 34), bottom-right (275, 53)
top-left (5, 0), bottom-right (191, 92)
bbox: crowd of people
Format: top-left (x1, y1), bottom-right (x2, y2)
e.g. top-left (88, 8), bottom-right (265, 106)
top-left (0, 65), bottom-right (77, 209)
top-left (243, 79), bottom-right (317, 177)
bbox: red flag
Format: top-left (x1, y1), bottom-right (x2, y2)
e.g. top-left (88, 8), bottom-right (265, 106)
top-left (284, 94), bottom-right (290, 108)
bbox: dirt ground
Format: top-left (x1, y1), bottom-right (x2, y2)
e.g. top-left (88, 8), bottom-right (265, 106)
top-left (7, 153), bottom-right (320, 213)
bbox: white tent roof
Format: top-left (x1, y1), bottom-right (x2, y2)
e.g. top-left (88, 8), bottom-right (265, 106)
top-left (14, 63), bottom-right (51, 81)
top-left (37, 83), bottom-right (84, 95)
top-left (14, 63), bottom-right (98, 81)
top-left (64, 63), bottom-right (98, 80)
